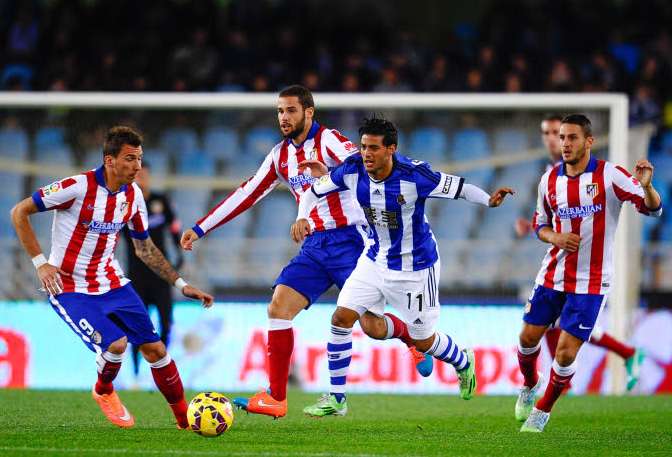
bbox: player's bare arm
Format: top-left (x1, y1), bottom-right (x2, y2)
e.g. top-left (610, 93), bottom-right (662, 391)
top-left (633, 159), bottom-right (662, 210)
top-left (489, 187), bottom-right (515, 207)
top-left (537, 226), bottom-right (581, 253)
top-left (132, 237), bottom-right (214, 307)
top-left (11, 197), bottom-right (68, 295)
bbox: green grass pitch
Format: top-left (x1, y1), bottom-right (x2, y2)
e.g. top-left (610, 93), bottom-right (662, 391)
top-left (1, 390), bottom-right (670, 456)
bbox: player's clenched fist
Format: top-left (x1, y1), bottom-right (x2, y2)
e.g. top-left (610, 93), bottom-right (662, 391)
top-left (180, 229), bottom-right (199, 251)
top-left (291, 218), bottom-right (312, 243)
top-left (550, 232), bottom-right (581, 252)
top-left (633, 159), bottom-right (654, 188)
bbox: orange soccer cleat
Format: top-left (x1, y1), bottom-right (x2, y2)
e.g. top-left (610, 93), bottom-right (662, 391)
top-left (92, 388), bottom-right (135, 428)
top-left (233, 390), bottom-right (287, 419)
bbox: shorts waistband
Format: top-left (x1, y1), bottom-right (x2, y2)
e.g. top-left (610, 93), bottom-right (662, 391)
top-left (309, 224), bottom-right (366, 239)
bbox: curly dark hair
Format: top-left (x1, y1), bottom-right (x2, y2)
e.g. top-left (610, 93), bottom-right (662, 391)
top-left (358, 115), bottom-right (398, 147)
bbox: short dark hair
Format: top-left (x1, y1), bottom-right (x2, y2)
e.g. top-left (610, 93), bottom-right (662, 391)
top-left (103, 126), bottom-right (143, 157)
top-left (561, 114), bottom-right (592, 137)
top-left (543, 113), bottom-right (564, 122)
top-left (359, 115), bottom-right (398, 147)
top-left (278, 84), bottom-right (315, 110)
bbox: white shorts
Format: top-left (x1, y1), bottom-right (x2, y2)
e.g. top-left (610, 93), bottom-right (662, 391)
top-left (337, 255), bottom-right (440, 340)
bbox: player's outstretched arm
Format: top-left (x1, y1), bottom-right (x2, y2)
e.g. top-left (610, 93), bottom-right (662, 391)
top-left (11, 197), bottom-right (69, 295)
top-left (132, 237), bottom-right (214, 307)
top-left (488, 187), bottom-right (515, 207)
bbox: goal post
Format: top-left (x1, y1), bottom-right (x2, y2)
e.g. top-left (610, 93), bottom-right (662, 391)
top-left (0, 92), bottom-right (636, 393)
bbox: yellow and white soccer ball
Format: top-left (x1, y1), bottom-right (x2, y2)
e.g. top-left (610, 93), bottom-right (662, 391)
top-left (187, 392), bottom-right (234, 437)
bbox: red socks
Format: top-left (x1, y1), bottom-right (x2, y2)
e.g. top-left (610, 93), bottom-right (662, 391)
top-left (517, 344), bottom-right (541, 388)
top-left (95, 351), bottom-right (122, 395)
top-left (536, 362), bottom-right (576, 412)
top-left (151, 356), bottom-right (188, 428)
top-left (384, 313), bottom-right (413, 347)
top-left (589, 332), bottom-right (635, 359)
top-left (268, 325), bottom-right (294, 402)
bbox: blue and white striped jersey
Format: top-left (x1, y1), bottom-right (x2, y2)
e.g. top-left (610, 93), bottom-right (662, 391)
top-left (310, 154), bottom-right (464, 271)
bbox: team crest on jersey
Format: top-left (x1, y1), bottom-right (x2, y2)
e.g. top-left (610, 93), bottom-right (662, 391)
top-left (585, 183), bottom-right (599, 199)
top-left (41, 181), bottom-right (62, 196)
top-left (306, 147), bottom-right (317, 160)
top-left (397, 194), bottom-right (406, 205)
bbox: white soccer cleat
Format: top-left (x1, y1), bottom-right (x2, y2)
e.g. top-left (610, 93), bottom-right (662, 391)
top-left (515, 372), bottom-right (545, 422)
top-left (520, 407), bottom-right (550, 433)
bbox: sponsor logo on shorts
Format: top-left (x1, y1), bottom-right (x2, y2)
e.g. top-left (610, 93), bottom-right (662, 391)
top-left (91, 331), bottom-right (102, 344)
top-left (524, 301), bottom-right (532, 314)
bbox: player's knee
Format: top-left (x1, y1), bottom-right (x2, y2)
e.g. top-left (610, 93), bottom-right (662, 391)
top-left (554, 347), bottom-right (576, 366)
top-left (107, 337), bottom-right (128, 354)
top-left (267, 298), bottom-right (292, 320)
top-left (360, 313), bottom-right (386, 339)
top-left (331, 308), bottom-right (358, 328)
top-left (139, 341), bottom-right (167, 363)
top-left (519, 329), bottom-right (542, 348)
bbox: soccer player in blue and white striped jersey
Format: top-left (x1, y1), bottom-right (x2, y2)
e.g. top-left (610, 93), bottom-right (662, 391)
top-left (293, 116), bottom-right (514, 417)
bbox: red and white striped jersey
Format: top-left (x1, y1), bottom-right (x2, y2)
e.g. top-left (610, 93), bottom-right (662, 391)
top-left (193, 122), bottom-right (365, 237)
top-left (32, 166), bottom-right (149, 295)
top-left (532, 156), bottom-right (663, 295)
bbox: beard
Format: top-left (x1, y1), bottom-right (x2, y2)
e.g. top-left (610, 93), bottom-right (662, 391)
top-left (282, 115), bottom-right (306, 139)
top-left (562, 145), bottom-right (587, 165)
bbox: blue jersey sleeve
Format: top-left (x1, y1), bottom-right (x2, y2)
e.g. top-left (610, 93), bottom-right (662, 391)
top-left (413, 162), bottom-right (464, 199)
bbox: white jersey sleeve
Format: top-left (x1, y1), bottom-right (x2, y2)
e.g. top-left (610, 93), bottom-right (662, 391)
top-left (32, 175), bottom-right (86, 212)
top-left (320, 129), bottom-right (359, 167)
top-left (127, 183), bottom-right (150, 239)
top-left (193, 151), bottom-right (280, 237)
top-left (532, 172), bottom-right (553, 234)
top-left (611, 164), bottom-right (663, 217)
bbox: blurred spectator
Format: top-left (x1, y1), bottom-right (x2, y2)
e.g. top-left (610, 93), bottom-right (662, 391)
top-left (301, 70), bottom-right (321, 92)
top-left (504, 73), bottom-right (523, 93)
top-left (547, 59), bottom-right (575, 92)
top-left (171, 28), bottom-right (219, 90)
top-left (630, 84), bottom-right (661, 124)
top-left (463, 68), bottom-right (484, 92)
top-left (373, 67), bottom-right (411, 92)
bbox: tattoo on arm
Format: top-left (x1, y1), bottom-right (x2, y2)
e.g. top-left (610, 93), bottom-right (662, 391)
top-left (132, 238), bottom-right (179, 285)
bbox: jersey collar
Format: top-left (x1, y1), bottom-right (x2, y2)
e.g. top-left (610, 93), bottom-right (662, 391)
top-left (288, 121), bottom-right (320, 149)
top-left (557, 155), bottom-right (597, 178)
top-left (95, 165), bottom-right (128, 194)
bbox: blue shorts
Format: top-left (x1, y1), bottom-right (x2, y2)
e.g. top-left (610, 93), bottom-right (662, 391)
top-left (49, 283), bottom-right (160, 353)
top-left (274, 225), bottom-right (367, 306)
top-left (523, 284), bottom-right (607, 341)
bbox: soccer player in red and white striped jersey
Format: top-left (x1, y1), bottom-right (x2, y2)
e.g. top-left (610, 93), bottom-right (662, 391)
top-left (11, 126), bottom-right (213, 429)
top-left (516, 115), bottom-right (646, 398)
top-left (516, 114), bottom-right (662, 432)
top-left (180, 85), bottom-right (431, 418)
